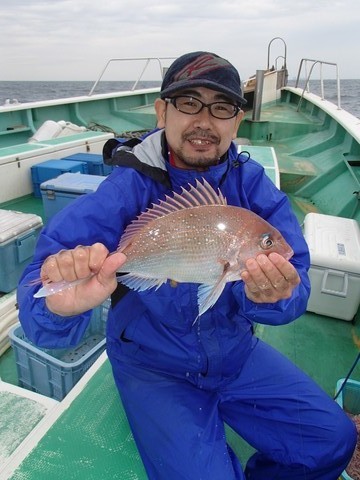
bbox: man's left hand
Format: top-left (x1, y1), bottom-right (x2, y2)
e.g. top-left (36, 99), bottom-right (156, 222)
top-left (241, 252), bottom-right (300, 303)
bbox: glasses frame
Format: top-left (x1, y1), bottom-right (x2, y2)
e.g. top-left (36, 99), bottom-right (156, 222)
top-left (164, 95), bottom-right (240, 120)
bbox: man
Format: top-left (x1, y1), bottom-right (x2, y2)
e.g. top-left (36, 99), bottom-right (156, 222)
top-left (18, 52), bottom-right (356, 479)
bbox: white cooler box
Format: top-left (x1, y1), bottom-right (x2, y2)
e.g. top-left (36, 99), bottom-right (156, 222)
top-left (304, 213), bottom-right (360, 321)
top-left (0, 210), bottom-right (43, 293)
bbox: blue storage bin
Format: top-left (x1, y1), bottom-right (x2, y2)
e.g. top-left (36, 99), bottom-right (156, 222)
top-left (62, 153), bottom-right (113, 176)
top-left (40, 172), bottom-right (106, 221)
top-left (9, 298), bottom-right (110, 400)
top-left (335, 378), bottom-right (360, 480)
top-left (0, 210), bottom-right (43, 293)
top-left (31, 159), bottom-right (88, 198)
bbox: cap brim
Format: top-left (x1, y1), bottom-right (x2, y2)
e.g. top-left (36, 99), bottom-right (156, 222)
top-left (160, 79), bottom-right (247, 106)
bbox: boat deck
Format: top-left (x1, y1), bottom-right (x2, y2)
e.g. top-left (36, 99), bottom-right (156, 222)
top-left (1, 86), bottom-right (360, 477)
top-left (1, 193), bottom-right (359, 478)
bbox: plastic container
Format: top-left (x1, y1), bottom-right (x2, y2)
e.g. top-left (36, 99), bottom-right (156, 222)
top-left (304, 213), bottom-right (360, 321)
top-left (0, 210), bottom-right (43, 293)
top-left (62, 153), bottom-right (113, 176)
top-left (9, 298), bottom-right (110, 400)
top-left (28, 120), bottom-right (63, 143)
top-left (31, 159), bottom-right (88, 198)
top-left (0, 292), bottom-right (18, 355)
top-left (335, 378), bottom-right (360, 480)
top-left (40, 172), bottom-right (105, 220)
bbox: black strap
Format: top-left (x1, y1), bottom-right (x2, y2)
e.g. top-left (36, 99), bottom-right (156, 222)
top-left (103, 137), bottom-right (142, 164)
top-left (111, 273), bottom-right (131, 308)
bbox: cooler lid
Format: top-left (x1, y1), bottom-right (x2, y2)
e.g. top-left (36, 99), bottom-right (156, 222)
top-left (40, 172), bottom-right (105, 194)
top-left (0, 210), bottom-right (43, 244)
top-left (304, 213), bottom-right (360, 275)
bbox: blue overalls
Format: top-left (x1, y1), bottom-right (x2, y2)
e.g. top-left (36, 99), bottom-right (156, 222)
top-left (18, 131), bottom-right (356, 479)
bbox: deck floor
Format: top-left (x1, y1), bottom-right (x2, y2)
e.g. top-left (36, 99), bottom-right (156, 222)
top-left (1, 175), bottom-right (360, 477)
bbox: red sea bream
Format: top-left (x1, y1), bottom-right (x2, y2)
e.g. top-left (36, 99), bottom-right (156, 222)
top-left (35, 179), bottom-right (293, 316)
top-left (115, 179), bottom-right (293, 315)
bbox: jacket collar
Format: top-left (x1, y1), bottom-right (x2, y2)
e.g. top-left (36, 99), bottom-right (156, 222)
top-left (135, 129), bottom-right (238, 191)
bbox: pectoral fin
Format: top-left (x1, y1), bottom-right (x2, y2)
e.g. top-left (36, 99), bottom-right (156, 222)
top-left (119, 273), bottom-right (167, 292)
top-left (196, 260), bottom-right (234, 318)
top-left (197, 270), bottom-right (233, 318)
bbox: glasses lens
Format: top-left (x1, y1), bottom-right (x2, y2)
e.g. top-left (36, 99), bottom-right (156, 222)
top-left (174, 97), bottom-right (202, 114)
top-left (210, 103), bottom-right (238, 119)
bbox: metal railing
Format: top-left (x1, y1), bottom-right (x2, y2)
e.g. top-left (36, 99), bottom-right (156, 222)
top-left (267, 37), bottom-right (287, 71)
top-left (295, 58), bottom-right (341, 111)
top-left (88, 57), bottom-right (176, 96)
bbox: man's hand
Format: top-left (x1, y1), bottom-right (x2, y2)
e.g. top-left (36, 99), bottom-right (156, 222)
top-left (39, 243), bottom-right (127, 316)
top-left (241, 252), bottom-right (300, 303)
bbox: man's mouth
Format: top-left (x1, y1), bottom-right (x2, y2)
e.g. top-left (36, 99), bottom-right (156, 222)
top-left (189, 138), bottom-right (213, 146)
top-left (184, 131), bottom-right (219, 147)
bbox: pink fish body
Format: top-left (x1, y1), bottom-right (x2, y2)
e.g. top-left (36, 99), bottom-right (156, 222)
top-left (116, 179), bottom-right (293, 315)
top-left (34, 179), bottom-right (293, 317)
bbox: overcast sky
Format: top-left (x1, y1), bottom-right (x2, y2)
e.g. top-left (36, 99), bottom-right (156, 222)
top-left (1, 0), bottom-right (359, 82)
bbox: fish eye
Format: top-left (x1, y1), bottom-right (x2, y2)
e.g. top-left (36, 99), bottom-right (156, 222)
top-left (260, 234), bottom-right (274, 249)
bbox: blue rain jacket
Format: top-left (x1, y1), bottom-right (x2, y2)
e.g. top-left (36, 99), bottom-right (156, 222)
top-left (17, 129), bottom-right (311, 382)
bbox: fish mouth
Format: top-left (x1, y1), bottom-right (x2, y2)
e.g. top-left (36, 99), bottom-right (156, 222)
top-left (284, 248), bottom-right (294, 261)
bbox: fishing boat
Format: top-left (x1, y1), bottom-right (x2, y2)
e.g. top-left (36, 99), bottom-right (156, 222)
top-left (0, 38), bottom-right (359, 479)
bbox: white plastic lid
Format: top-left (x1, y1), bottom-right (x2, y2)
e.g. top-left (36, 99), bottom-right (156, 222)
top-left (0, 210), bottom-right (43, 244)
top-left (304, 212), bottom-right (360, 275)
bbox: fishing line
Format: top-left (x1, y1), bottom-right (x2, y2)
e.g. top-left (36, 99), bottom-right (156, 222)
top-left (334, 352), bottom-right (360, 400)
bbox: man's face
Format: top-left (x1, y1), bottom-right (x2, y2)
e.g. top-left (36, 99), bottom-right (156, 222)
top-left (155, 87), bottom-right (244, 170)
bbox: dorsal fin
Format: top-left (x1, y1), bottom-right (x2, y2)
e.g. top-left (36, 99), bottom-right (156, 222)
top-left (118, 178), bottom-right (227, 251)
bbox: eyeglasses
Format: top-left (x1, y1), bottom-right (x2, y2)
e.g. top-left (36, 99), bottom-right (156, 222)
top-left (165, 95), bottom-right (240, 120)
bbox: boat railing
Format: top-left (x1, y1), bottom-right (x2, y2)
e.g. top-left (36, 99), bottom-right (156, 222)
top-left (267, 37), bottom-right (287, 72)
top-left (88, 57), bottom-right (176, 96)
top-left (295, 58), bottom-right (341, 111)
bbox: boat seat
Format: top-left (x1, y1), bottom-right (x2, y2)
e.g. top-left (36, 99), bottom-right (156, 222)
top-left (237, 145), bottom-right (280, 188)
top-left (0, 131), bottom-right (114, 161)
top-left (234, 137), bottom-right (252, 146)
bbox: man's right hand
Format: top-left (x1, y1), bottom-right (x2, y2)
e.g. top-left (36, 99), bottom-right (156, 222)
top-left (39, 243), bottom-right (127, 316)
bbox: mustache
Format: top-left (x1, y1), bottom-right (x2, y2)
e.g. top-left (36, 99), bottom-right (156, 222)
top-left (183, 130), bottom-right (220, 144)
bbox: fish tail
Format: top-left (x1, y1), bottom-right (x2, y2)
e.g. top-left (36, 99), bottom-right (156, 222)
top-left (33, 276), bottom-right (92, 298)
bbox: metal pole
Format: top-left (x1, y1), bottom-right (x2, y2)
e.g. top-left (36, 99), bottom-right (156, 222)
top-left (252, 70), bottom-right (265, 122)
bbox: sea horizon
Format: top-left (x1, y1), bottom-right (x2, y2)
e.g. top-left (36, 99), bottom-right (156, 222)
top-left (1, 79), bottom-right (359, 119)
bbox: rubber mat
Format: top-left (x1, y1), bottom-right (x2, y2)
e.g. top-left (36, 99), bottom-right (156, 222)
top-left (9, 360), bottom-right (147, 480)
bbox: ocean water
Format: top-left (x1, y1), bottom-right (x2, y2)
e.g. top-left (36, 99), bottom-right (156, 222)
top-left (0, 81), bottom-right (160, 104)
top-left (288, 78), bottom-right (360, 119)
top-left (0, 79), bottom-right (359, 119)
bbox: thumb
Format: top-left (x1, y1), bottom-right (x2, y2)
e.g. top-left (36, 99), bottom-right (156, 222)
top-left (98, 251), bottom-right (127, 281)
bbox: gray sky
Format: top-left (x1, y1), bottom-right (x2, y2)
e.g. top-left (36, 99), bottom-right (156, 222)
top-left (1, 0), bottom-right (359, 82)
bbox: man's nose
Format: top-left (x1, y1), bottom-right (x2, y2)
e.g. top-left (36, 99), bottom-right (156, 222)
top-left (193, 105), bottom-right (213, 126)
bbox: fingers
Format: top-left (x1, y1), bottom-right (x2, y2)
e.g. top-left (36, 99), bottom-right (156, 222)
top-left (41, 243), bottom-right (110, 284)
top-left (241, 253), bottom-right (300, 303)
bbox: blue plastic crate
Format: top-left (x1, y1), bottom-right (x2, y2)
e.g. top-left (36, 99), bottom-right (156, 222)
top-left (62, 153), bottom-right (113, 176)
top-left (31, 159), bottom-right (88, 198)
top-left (40, 172), bottom-right (106, 220)
top-left (9, 298), bottom-right (110, 400)
top-left (335, 378), bottom-right (360, 480)
top-left (0, 210), bottom-right (43, 293)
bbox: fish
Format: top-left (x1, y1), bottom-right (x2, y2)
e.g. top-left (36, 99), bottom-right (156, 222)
top-left (34, 179), bottom-right (294, 316)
